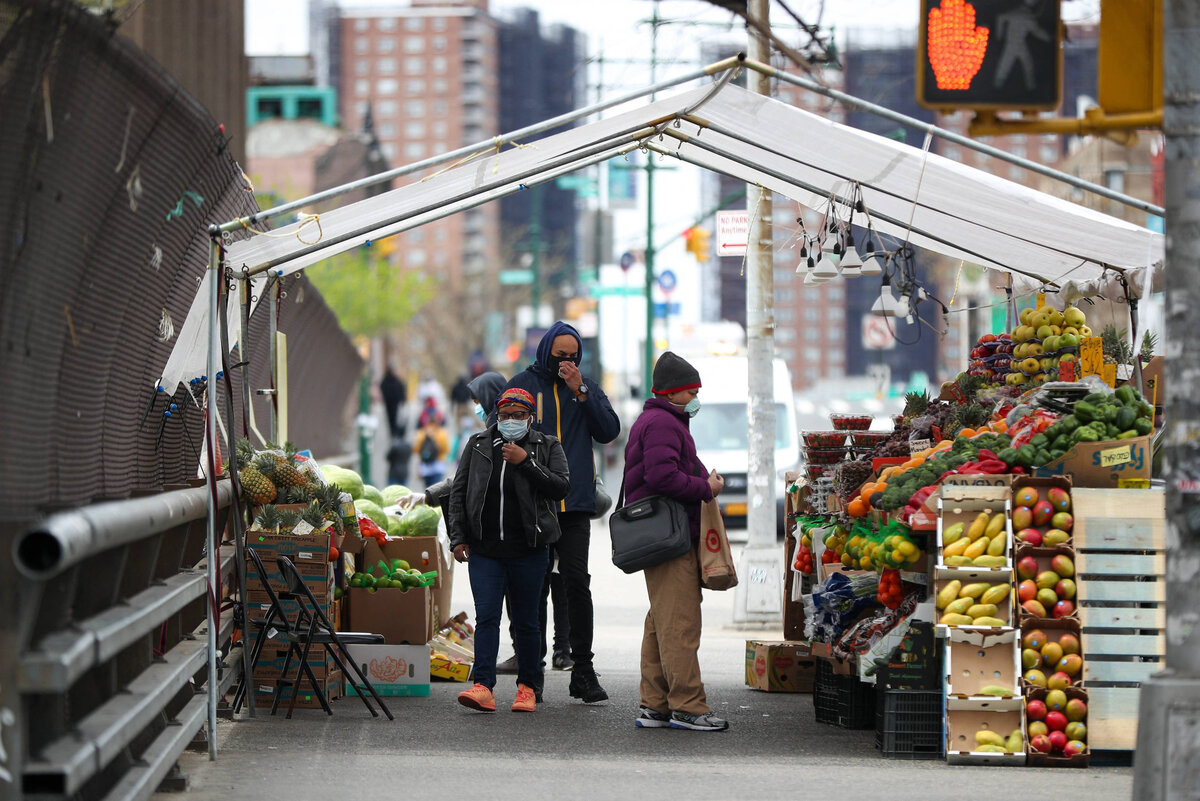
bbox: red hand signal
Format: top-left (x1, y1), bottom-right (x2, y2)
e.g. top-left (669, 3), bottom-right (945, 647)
top-left (927, 0), bottom-right (990, 91)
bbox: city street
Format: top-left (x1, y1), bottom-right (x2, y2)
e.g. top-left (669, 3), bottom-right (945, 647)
top-left (162, 521), bottom-right (1133, 801)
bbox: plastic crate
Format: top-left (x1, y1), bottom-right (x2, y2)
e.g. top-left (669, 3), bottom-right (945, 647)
top-left (814, 658), bottom-right (877, 728)
top-left (812, 658), bottom-right (840, 724)
top-left (875, 689), bottom-right (944, 760)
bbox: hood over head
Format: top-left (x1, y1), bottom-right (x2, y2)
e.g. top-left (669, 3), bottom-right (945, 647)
top-left (533, 320), bottom-right (583, 378)
top-left (467, 372), bottom-right (506, 412)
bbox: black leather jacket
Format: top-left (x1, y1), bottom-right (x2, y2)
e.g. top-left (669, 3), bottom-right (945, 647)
top-left (447, 427), bottom-right (570, 550)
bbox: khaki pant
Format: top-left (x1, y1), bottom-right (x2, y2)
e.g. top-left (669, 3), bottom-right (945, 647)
top-left (640, 544), bottom-right (708, 716)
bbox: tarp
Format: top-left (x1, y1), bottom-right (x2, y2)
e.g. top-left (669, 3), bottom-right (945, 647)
top-left (162, 79), bottom-right (1165, 390)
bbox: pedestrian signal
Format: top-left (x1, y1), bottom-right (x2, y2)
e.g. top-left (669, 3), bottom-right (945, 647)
top-left (683, 226), bottom-right (711, 263)
top-left (917, 0), bottom-right (1061, 110)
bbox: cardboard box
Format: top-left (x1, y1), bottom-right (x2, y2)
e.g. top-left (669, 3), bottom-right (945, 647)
top-left (360, 537), bottom-right (454, 626)
top-left (347, 585), bottom-right (434, 645)
top-left (810, 640), bottom-right (854, 676)
top-left (942, 473), bottom-right (1015, 490)
top-left (430, 653), bottom-right (473, 682)
top-left (1018, 617), bottom-right (1082, 683)
top-left (251, 644), bottom-right (334, 680)
top-left (745, 640), bottom-right (815, 692)
top-left (937, 486), bottom-right (1012, 568)
top-left (1031, 434), bottom-right (1152, 487)
top-left (344, 644), bottom-right (431, 697)
top-left (254, 670), bottom-right (343, 710)
top-left (1013, 543), bottom-right (1078, 624)
top-left (877, 621), bottom-right (940, 691)
top-left (1024, 685), bottom-right (1089, 768)
top-left (1010, 476), bottom-right (1074, 548)
top-left (934, 567), bottom-right (1016, 629)
top-left (945, 696), bottom-right (1026, 765)
top-left (944, 627), bottom-right (1020, 699)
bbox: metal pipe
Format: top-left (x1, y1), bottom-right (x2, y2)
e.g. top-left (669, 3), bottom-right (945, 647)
top-left (204, 236), bottom-right (220, 759)
top-left (217, 56), bottom-right (744, 235)
top-left (738, 57), bottom-right (1165, 218)
top-left (12, 482), bottom-right (233, 580)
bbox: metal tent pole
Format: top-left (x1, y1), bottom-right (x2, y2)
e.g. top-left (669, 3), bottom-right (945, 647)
top-left (204, 237), bottom-right (221, 758)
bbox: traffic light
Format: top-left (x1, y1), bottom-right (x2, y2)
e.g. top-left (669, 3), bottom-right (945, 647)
top-left (917, 0), bottom-right (1061, 111)
top-left (684, 226), bottom-right (711, 263)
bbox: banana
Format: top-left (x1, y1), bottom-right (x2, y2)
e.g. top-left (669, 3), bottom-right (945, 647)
top-left (945, 555), bottom-right (974, 566)
top-left (985, 511), bottom-right (1006, 538)
top-left (972, 616), bottom-right (1007, 626)
top-left (980, 584), bottom-right (1011, 605)
top-left (942, 537), bottom-right (970, 558)
top-left (945, 597), bottom-right (974, 616)
top-left (959, 582), bottom-right (990, 599)
top-left (966, 603), bottom-right (998, 619)
top-left (940, 612), bottom-right (975, 626)
top-left (975, 730), bottom-right (1006, 748)
top-left (987, 531), bottom-right (1006, 556)
top-left (966, 512), bottom-right (989, 541)
top-left (937, 580), bottom-right (962, 609)
top-left (942, 521), bottom-right (966, 545)
top-left (963, 537), bottom-right (989, 560)
top-left (972, 555), bottom-right (1008, 567)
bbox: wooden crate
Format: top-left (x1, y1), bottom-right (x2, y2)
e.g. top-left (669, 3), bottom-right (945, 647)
top-left (1073, 488), bottom-right (1165, 753)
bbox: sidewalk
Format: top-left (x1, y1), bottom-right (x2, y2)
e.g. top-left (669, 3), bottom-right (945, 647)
top-left (161, 520), bottom-right (1132, 801)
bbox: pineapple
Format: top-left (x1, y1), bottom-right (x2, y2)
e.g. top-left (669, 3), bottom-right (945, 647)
top-left (277, 508), bottom-right (303, 532)
top-left (313, 484), bottom-right (346, 535)
top-left (1101, 324), bottom-right (1134, 367)
top-left (902, 390), bottom-right (930, 420)
top-left (280, 484), bottom-right (314, 505)
top-left (1140, 330), bottom-right (1157, 364)
top-left (239, 461), bottom-right (276, 505)
top-left (300, 501), bottom-right (329, 531)
top-left (253, 504), bottom-right (283, 532)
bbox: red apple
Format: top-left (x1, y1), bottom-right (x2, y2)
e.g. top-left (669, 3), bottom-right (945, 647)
top-left (1030, 734), bottom-right (1052, 753)
top-left (1017, 528), bottom-right (1043, 546)
top-left (1026, 699), bottom-right (1047, 721)
top-left (1048, 730), bottom-right (1069, 752)
top-left (1045, 710), bottom-right (1068, 731)
top-left (1052, 599), bottom-right (1076, 618)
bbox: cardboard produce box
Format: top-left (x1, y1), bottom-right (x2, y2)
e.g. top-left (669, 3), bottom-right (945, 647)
top-left (944, 627), bottom-right (1021, 699)
top-left (360, 536), bottom-right (454, 626)
top-left (937, 485), bottom-right (1012, 569)
top-left (945, 696), bottom-right (1026, 766)
top-left (254, 670), bottom-right (343, 710)
top-left (347, 585), bottom-right (435, 645)
top-left (344, 644), bottom-right (431, 697)
top-left (1031, 434), bottom-right (1152, 487)
top-left (934, 567), bottom-right (1015, 630)
top-left (745, 640), bottom-right (815, 692)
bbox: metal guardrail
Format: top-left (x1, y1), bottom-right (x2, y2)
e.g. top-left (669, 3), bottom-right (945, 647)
top-left (1, 480), bottom-right (239, 801)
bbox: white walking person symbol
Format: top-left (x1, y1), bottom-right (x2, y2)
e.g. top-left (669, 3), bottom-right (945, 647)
top-left (994, 0), bottom-right (1053, 91)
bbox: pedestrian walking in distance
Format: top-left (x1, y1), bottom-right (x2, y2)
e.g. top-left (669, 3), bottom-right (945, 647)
top-left (448, 388), bottom-right (570, 713)
top-left (504, 321), bottom-right (621, 704)
top-left (622, 351), bottom-right (728, 732)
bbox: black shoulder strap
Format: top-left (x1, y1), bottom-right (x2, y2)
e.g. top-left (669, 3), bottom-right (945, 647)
top-left (618, 452), bottom-right (702, 509)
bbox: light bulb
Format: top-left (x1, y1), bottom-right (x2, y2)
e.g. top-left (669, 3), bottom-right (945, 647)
top-left (860, 253), bottom-right (883, 276)
top-left (811, 256), bottom-right (839, 278)
top-left (840, 246), bottom-right (863, 274)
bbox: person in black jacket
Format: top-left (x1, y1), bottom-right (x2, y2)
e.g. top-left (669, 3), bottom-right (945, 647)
top-left (504, 321), bottom-right (620, 703)
top-left (448, 388), bottom-right (570, 714)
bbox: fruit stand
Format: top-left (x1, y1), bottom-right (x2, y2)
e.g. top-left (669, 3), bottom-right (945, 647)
top-left (785, 300), bottom-right (1163, 765)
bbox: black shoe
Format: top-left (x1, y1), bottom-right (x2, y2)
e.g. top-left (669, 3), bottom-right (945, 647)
top-left (569, 667), bottom-right (608, 704)
top-left (552, 649), bottom-right (575, 671)
top-left (496, 654), bottom-right (519, 675)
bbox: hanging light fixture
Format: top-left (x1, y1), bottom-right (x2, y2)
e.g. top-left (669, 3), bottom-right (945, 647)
top-left (871, 274), bottom-right (903, 317)
top-left (840, 232), bottom-right (862, 276)
top-left (803, 271), bottom-right (832, 285)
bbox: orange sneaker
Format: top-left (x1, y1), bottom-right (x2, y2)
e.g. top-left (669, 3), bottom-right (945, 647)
top-left (457, 683), bottom-right (496, 712)
top-left (511, 683), bottom-right (537, 712)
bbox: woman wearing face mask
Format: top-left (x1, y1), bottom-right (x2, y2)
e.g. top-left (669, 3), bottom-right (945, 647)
top-left (621, 351), bottom-right (728, 732)
top-left (447, 388), bottom-right (570, 713)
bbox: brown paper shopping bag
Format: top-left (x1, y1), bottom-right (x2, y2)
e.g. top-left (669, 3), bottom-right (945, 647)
top-left (698, 500), bottom-right (737, 591)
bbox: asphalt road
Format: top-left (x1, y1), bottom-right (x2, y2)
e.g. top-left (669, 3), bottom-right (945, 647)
top-left (162, 520), bottom-right (1133, 801)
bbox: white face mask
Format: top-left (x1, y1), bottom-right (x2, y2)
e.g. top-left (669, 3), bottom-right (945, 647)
top-left (473, 403), bottom-right (487, 424)
top-left (671, 397), bottom-right (701, 418)
top-left (498, 419), bottom-right (529, 441)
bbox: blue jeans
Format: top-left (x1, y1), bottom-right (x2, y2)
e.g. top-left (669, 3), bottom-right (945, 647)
top-left (468, 548), bottom-right (550, 691)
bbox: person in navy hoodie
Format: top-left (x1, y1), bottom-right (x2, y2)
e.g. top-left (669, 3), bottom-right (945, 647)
top-left (622, 351), bottom-right (728, 732)
top-left (504, 321), bottom-right (621, 703)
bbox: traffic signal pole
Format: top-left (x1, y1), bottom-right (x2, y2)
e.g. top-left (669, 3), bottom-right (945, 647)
top-left (1132, 4), bottom-right (1200, 797)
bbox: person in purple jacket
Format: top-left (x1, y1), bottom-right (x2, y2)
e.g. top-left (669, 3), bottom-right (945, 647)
top-left (622, 351), bottom-right (728, 732)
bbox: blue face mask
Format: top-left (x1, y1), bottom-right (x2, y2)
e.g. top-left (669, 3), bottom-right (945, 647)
top-left (684, 398), bottom-right (701, 418)
top-left (473, 403), bottom-right (487, 424)
top-left (498, 419), bottom-right (529, 441)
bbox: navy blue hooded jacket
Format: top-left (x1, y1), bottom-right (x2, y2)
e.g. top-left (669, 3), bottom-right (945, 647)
top-left (504, 321), bottom-right (621, 514)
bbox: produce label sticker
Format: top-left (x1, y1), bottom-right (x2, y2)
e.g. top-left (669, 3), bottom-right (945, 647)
top-left (1098, 444), bottom-right (1133, 467)
top-left (293, 519), bottom-right (315, 536)
top-left (1118, 478), bottom-right (1151, 489)
top-left (1080, 337), bottom-right (1104, 376)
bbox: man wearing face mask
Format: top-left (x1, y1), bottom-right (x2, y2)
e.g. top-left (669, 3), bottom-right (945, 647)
top-left (504, 321), bottom-right (621, 704)
top-left (448, 388), bottom-right (570, 713)
top-left (622, 350), bottom-right (728, 732)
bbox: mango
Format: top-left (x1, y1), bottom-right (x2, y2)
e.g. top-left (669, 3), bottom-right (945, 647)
top-left (985, 512), bottom-right (1006, 538)
top-left (1005, 729), bottom-right (1024, 753)
top-left (937, 580), bottom-right (962, 609)
top-left (966, 511), bottom-right (989, 541)
top-left (972, 555), bottom-right (1008, 567)
top-left (972, 616), bottom-right (1007, 626)
top-left (979, 685), bottom-right (1013, 696)
top-left (980, 584), bottom-right (1011, 605)
top-left (963, 537), bottom-right (989, 560)
top-left (945, 555), bottom-right (975, 566)
top-left (959, 582), bottom-right (990, 599)
top-left (966, 603), bottom-right (998, 619)
top-left (975, 730), bottom-right (1006, 747)
top-left (986, 531), bottom-right (1006, 556)
top-left (945, 597), bottom-right (974, 616)
top-left (974, 744), bottom-right (1007, 753)
top-left (942, 521), bottom-right (965, 545)
top-left (940, 613), bottom-right (975, 626)
top-left (943, 537), bottom-right (970, 558)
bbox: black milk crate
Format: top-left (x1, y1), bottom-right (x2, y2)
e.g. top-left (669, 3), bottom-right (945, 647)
top-left (813, 658), bottom-right (876, 729)
top-left (874, 688), bottom-right (944, 760)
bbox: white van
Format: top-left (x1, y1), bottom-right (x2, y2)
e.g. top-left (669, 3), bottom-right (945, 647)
top-left (687, 355), bottom-right (802, 537)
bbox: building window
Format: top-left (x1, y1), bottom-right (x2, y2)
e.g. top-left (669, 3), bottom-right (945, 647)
top-left (405, 120), bottom-right (425, 138)
top-left (827, 285), bottom-right (843, 301)
top-left (436, 226), bottom-right (447, 242)
top-left (432, 140), bottom-right (447, 153)
top-left (1011, 142), bottom-right (1027, 159)
top-left (405, 100), bottom-right (426, 117)
top-left (432, 79), bottom-right (448, 94)
top-left (355, 58), bottom-right (370, 75)
top-left (378, 38), bottom-right (395, 54)
top-left (804, 307), bottom-right (819, 322)
top-left (354, 36), bottom-right (369, 54)
top-left (405, 36), bottom-right (423, 53)
top-left (406, 78), bottom-right (425, 94)
top-left (354, 19), bottom-right (368, 32)
top-left (297, 97), bottom-right (324, 119)
top-left (1105, 169), bottom-right (1125, 193)
top-left (1009, 165), bottom-right (1025, 181)
top-left (433, 100), bottom-right (447, 115)
top-left (377, 58), bottom-right (396, 75)
top-left (1041, 143), bottom-right (1059, 162)
top-left (255, 97), bottom-right (283, 119)
top-left (431, 17), bottom-right (446, 31)
top-left (828, 306), bottom-right (843, 321)
top-left (409, 228), bottom-right (424, 244)
top-left (376, 78), bottom-right (398, 95)
top-left (382, 143), bottom-right (396, 160)
top-left (354, 79), bottom-right (369, 96)
top-left (405, 56), bottom-right (423, 74)
top-left (776, 329), bottom-right (796, 343)
top-left (378, 18), bottom-right (396, 32)
top-left (378, 100), bottom-right (397, 117)
top-left (804, 368), bottom-right (819, 383)
top-left (432, 120), bottom-right (448, 136)
top-left (380, 123), bottom-right (396, 138)
top-left (405, 17), bottom-right (423, 32)
top-left (776, 308), bottom-right (795, 323)
top-left (777, 288), bottom-right (795, 303)
top-left (432, 56), bottom-right (448, 73)
top-left (828, 327), bottom-right (843, 342)
top-left (433, 35), bottom-right (447, 51)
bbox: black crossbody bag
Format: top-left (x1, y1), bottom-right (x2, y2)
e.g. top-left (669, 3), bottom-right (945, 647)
top-left (608, 468), bottom-right (695, 574)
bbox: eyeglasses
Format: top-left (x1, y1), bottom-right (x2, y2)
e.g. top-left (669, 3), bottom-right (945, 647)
top-left (497, 411), bottom-right (530, 421)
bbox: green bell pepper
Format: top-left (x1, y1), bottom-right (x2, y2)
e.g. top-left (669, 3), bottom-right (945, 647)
top-left (1075, 427), bottom-right (1100, 443)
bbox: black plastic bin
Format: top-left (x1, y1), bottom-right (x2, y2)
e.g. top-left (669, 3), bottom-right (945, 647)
top-left (875, 688), bottom-right (944, 760)
top-left (813, 659), bottom-right (876, 729)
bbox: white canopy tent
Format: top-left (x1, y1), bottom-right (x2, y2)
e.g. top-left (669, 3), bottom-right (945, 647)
top-left (161, 72), bottom-right (1164, 392)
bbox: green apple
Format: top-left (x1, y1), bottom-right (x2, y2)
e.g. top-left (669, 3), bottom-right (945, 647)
top-left (1064, 307), bottom-right (1086, 328)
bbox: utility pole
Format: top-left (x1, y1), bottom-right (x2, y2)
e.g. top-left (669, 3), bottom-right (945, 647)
top-left (734, 0), bottom-right (782, 624)
top-left (642, 0), bottom-right (661, 399)
top-left (1133, 3), bottom-right (1200, 797)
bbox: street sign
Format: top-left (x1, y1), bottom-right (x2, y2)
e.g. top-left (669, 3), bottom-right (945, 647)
top-left (715, 210), bottom-right (749, 256)
top-left (653, 302), bottom-right (682, 319)
top-left (591, 286), bottom-right (642, 298)
top-left (619, 251), bottom-right (636, 270)
top-left (862, 314), bottom-right (896, 350)
top-left (555, 174), bottom-right (597, 198)
top-left (657, 269), bottom-right (677, 293)
top-left (499, 269), bottom-right (535, 285)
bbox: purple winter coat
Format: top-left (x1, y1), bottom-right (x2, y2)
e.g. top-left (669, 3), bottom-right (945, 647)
top-left (622, 397), bottom-right (713, 542)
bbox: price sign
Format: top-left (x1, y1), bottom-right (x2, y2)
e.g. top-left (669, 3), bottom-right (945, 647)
top-left (1101, 364), bottom-right (1117, 387)
top-left (1098, 444), bottom-right (1133, 467)
top-left (1058, 360), bottom-right (1076, 382)
top-left (1079, 337), bottom-right (1104, 378)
